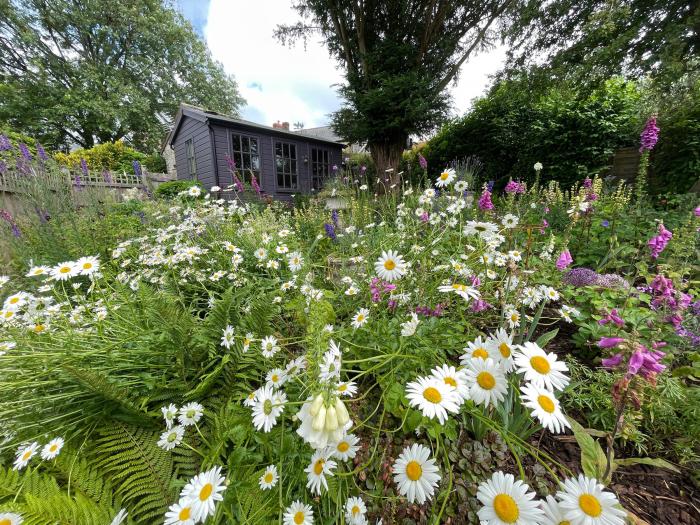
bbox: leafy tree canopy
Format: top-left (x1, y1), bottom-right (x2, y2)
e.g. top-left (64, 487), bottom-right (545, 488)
top-left (275, 0), bottom-right (515, 180)
top-left (0, 0), bottom-right (244, 151)
top-left (503, 0), bottom-right (700, 88)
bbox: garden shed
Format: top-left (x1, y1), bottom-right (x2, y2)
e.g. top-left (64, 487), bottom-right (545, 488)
top-left (166, 104), bottom-right (345, 199)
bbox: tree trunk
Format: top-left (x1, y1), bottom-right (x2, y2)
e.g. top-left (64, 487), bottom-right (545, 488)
top-left (369, 137), bottom-right (406, 193)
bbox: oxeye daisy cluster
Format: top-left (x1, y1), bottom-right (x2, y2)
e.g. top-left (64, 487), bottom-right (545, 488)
top-left (164, 466), bottom-right (227, 524)
top-left (13, 437), bottom-right (64, 470)
top-left (157, 402), bottom-right (204, 451)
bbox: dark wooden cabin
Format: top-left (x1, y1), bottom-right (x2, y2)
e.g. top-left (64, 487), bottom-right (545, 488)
top-left (166, 104), bottom-right (345, 199)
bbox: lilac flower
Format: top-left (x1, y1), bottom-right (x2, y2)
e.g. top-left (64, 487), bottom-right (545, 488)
top-left (0, 134), bottom-right (12, 151)
top-left (418, 154), bottom-right (427, 170)
top-left (324, 223), bottom-right (336, 240)
top-left (555, 249), bottom-right (573, 271)
top-left (132, 160), bottom-right (142, 177)
top-left (648, 223), bottom-right (672, 259)
top-left (478, 188), bottom-right (494, 210)
top-left (598, 337), bottom-right (625, 349)
top-left (18, 142), bottom-right (32, 161)
top-left (639, 115), bottom-right (660, 152)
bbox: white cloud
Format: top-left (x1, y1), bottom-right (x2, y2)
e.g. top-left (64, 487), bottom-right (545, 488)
top-left (205, 0), bottom-right (506, 129)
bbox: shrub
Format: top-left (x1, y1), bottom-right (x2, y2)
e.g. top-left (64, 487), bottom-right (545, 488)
top-left (154, 179), bottom-right (201, 199)
top-left (54, 140), bottom-right (165, 174)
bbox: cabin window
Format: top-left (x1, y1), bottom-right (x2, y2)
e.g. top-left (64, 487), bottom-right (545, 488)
top-left (275, 141), bottom-right (298, 190)
top-left (230, 133), bottom-right (260, 184)
top-left (311, 148), bottom-right (331, 190)
top-left (185, 139), bottom-right (196, 178)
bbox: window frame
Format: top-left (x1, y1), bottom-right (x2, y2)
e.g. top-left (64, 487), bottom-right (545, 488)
top-left (185, 138), bottom-right (196, 179)
top-left (274, 141), bottom-right (298, 191)
top-left (229, 132), bottom-right (261, 186)
top-left (310, 147), bottom-right (331, 191)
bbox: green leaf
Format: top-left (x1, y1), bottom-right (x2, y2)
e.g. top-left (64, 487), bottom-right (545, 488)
top-left (567, 416), bottom-right (608, 481)
top-left (535, 328), bottom-right (559, 349)
top-left (614, 457), bottom-right (680, 472)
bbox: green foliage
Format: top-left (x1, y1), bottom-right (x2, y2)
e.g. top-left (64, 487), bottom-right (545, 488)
top-left (423, 76), bottom-right (642, 188)
top-left (155, 179), bottom-right (201, 199)
top-left (54, 141), bottom-right (165, 174)
top-left (0, 0), bottom-right (244, 151)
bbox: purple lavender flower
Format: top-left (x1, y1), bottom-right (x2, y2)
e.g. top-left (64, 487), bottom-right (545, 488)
top-left (36, 143), bottom-right (48, 162)
top-left (324, 223), bottom-right (336, 240)
top-left (418, 154), bottom-right (427, 170)
top-left (80, 158), bottom-right (89, 176)
top-left (639, 115), bottom-right (660, 152)
top-left (18, 143), bottom-right (32, 161)
top-left (0, 134), bottom-right (12, 151)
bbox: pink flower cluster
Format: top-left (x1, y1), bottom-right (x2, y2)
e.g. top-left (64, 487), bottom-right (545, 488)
top-left (504, 180), bottom-right (526, 194)
top-left (639, 115), bottom-right (660, 153)
top-left (414, 304), bottom-right (444, 317)
top-left (556, 249), bottom-right (573, 271)
top-left (646, 274), bottom-right (693, 327)
top-left (370, 278), bottom-right (396, 304)
top-left (647, 223), bottom-right (672, 259)
top-left (478, 188), bottom-right (493, 210)
top-left (601, 340), bottom-right (666, 380)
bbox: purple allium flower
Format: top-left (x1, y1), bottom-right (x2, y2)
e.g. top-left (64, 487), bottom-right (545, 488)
top-left (639, 115), bottom-right (660, 152)
top-left (0, 134), bottom-right (12, 151)
top-left (596, 273), bottom-right (630, 289)
top-left (132, 160), bottom-right (142, 177)
top-left (556, 249), bottom-right (573, 271)
top-left (36, 143), bottom-right (47, 162)
top-left (324, 223), bottom-right (336, 240)
top-left (563, 268), bottom-right (600, 287)
top-left (360, 165), bottom-right (366, 173)
top-left (478, 188), bottom-right (494, 210)
top-left (648, 223), bottom-right (672, 259)
top-left (418, 154), bottom-right (427, 170)
top-left (18, 142), bottom-right (32, 161)
top-left (695, 206), bottom-right (700, 217)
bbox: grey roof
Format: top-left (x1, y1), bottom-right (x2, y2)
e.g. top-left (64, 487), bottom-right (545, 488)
top-left (167, 104), bottom-right (346, 147)
top-left (295, 125), bottom-right (343, 142)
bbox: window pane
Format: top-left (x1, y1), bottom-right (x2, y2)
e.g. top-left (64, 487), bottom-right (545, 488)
top-left (242, 137), bottom-right (250, 153)
top-left (250, 139), bottom-right (258, 155)
top-left (251, 155), bottom-right (260, 171)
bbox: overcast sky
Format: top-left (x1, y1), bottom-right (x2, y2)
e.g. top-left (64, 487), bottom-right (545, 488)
top-left (177, 0), bottom-right (506, 132)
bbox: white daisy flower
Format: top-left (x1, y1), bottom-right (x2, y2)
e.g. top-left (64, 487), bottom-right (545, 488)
top-left (3, 292), bottom-right (29, 311)
top-left (476, 471), bottom-right (544, 525)
top-left (336, 381), bottom-right (357, 397)
top-left (178, 402), bottom-right (204, 427)
top-left (351, 308), bottom-right (369, 329)
top-left (266, 368), bottom-right (287, 389)
top-left (0, 512), bottom-right (23, 525)
top-left (254, 247), bottom-right (268, 261)
top-left (305, 450), bottom-right (337, 495)
top-left (461, 336), bottom-right (497, 363)
top-left (75, 255), bottom-right (100, 275)
top-left (283, 500), bottom-right (313, 525)
top-left (374, 250), bottom-right (407, 282)
top-left (540, 494), bottom-right (568, 525)
top-left (557, 474), bottom-right (627, 525)
top-left (158, 425), bottom-right (185, 450)
top-left (180, 466), bottom-right (227, 522)
top-left (400, 313), bottom-right (420, 337)
top-left (252, 385), bottom-right (286, 432)
top-left (332, 433), bottom-right (360, 461)
top-left (187, 186), bottom-right (201, 197)
top-left (486, 328), bottom-right (516, 372)
top-left (50, 261), bottom-right (79, 281)
top-left (505, 309), bottom-right (521, 329)
top-left (162, 403), bottom-right (178, 429)
top-left (514, 342), bottom-right (570, 392)
top-left (435, 168), bottom-right (456, 187)
top-left (260, 335), bottom-right (280, 358)
top-left (438, 283), bottom-right (480, 303)
top-left (464, 358), bottom-right (508, 408)
top-left (430, 364), bottom-right (469, 402)
top-left (220, 325), bottom-right (235, 349)
top-left (287, 252), bottom-right (303, 272)
top-left (40, 437), bottom-right (64, 460)
top-left (259, 464), bottom-right (278, 490)
top-left (520, 384), bottom-right (570, 434)
top-left (26, 265), bottom-right (50, 277)
top-left (502, 214), bottom-right (519, 229)
top-left (13, 442), bottom-right (39, 470)
top-left (393, 443), bottom-right (441, 505)
top-left (345, 496), bottom-right (367, 524)
top-left (454, 180), bottom-right (468, 192)
top-left (406, 376), bottom-right (461, 424)
top-left (242, 332), bottom-right (254, 352)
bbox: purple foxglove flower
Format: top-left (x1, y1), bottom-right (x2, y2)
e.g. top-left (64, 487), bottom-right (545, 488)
top-left (556, 249), bottom-right (573, 271)
top-left (639, 115), bottom-right (660, 152)
top-left (418, 154), bottom-right (427, 169)
top-left (648, 223), bottom-right (672, 259)
top-left (478, 189), bottom-right (494, 210)
top-left (599, 309), bottom-right (624, 327)
top-left (251, 174), bottom-right (262, 197)
top-left (602, 353), bottom-right (623, 368)
top-left (598, 337), bottom-right (625, 349)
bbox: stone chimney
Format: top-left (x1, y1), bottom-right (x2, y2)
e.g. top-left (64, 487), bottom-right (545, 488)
top-left (272, 120), bottom-right (290, 130)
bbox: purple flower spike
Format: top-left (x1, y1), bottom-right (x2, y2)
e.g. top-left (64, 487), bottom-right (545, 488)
top-left (556, 249), bottom-right (573, 271)
top-left (639, 115), bottom-right (660, 152)
top-left (598, 337), bottom-right (625, 349)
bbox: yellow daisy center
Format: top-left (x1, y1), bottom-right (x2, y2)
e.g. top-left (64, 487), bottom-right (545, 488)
top-left (405, 460), bottom-right (423, 481)
top-left (313, 459), bottom-right (325, 475)
top-left (499, 342), bottom-right (511, 358)
top-left (179, 507), bottom-right (191, 520)
top-left (444, 376), bottom-right (457, 387)
top-left (337, 441), bottom-right (349, 453)
top-left (579, 494), bottom-right (602, 517)
top-left (49, 444), bottom-right (58, 452)
top-left (199, 482), bottom-right (213, 501)
top-left (440, 172), bottom-right (449, 180)
top-left (9, 297), bottom-right (19, 304)
top-left (472, 347), bottom-right (489, 359)
top-left (423, 386), bottom-right (442, 404)
top-left (538, 395), bottom-right (556, 413)
top-left (510, 313), bottom-right (519, 322)
top-left (264, 472), bottom-right (274, 483)
top-left (530, 356), bottom-right (551, 374)
top-left (338, 384), bottom-right (347, 392)
top-left (0, 519), bottom-right (11, 525)
top-left (83, 262), bottom-right (92, 269)
top-left (356, 314), bottom-right (365, 322)
top-left (294, 511), bottom-right (305, 524)
top-left (559, 522), bottom-right (571, 525)
top-left (352, 505), bottom-right (360, 515)
top-left (271, 374), bottom-right (279, 382)
top-left (4, 311), bottom-right (14, 319)
top-left (477, 371), bottom-right (496, 390)
top-left (22, 450), bottom-right (32, 460)
top-left (383, 259), bottom-right (396, 270)
top-left (493, 494), bottom-right (519, 523)
top-left (452, 283), bottom-right (465, 290)
top-left (59, 266), bottom-right (71, 273)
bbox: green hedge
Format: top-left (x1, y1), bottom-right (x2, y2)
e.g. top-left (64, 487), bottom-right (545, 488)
top-left (55, 140), bottom-right (166, 174)
top-left (154, 179), bottom-right (201, 199)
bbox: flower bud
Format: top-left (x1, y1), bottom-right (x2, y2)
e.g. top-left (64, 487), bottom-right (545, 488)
top-left (309, 394), bottom-right (324, 417)
top-left (312, 406), bottom-right (326, 431)
top-left (324, 405), bottom-right (338, 431)
top-left (335, 398), bottom-right (350, 425)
